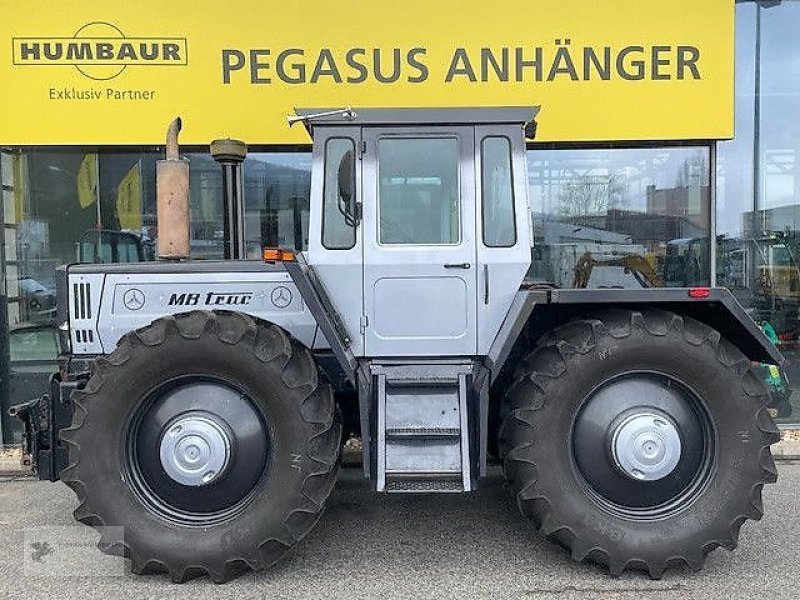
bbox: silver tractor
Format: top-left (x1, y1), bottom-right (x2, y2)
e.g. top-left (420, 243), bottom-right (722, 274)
top-left (13, 107), bottom-right (782, 581)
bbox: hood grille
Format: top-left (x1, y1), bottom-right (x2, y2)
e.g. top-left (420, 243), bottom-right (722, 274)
top-left (73, 282), bottom-right (92, 320)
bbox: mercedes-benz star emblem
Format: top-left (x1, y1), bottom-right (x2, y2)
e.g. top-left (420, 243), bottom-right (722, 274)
top-left (123, 288), bottom-right (146, 311)
top-left (270, 286), bottom-right (293, 309)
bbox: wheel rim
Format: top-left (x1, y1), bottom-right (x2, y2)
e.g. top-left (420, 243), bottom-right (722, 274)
top-left (125, 377), bottom-right (270, 525)
top-left (571, 372), bottom-right (715, 519)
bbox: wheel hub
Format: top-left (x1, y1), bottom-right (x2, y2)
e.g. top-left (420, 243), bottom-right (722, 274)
top-left (572, 372), bottom-right (711, 513)
top-left (611, 412), bottom-right (681, 481)
top-left (159, 413), bottom-right (231, 486)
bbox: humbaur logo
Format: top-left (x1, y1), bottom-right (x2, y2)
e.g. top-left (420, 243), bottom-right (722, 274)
top-left (12, 21), bottom-right (188, 81)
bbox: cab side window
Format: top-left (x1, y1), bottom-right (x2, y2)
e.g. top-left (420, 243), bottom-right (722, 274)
top-left (481, 136), bottom-right (516, 247)
top-left (322, 138), bottom-right (357, 250)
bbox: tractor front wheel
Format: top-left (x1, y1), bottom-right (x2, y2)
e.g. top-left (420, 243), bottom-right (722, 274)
top-left (60, 311), bottom-right (341, 582)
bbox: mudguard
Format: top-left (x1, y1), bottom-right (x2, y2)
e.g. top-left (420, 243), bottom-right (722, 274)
top-left (487, 287), bottom-right (784, 383)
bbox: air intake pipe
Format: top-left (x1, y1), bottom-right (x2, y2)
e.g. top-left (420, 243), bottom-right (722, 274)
top-left (156, 117), bottom-right (190, 260)
top-left (211, 138), bottom-right (248, 260)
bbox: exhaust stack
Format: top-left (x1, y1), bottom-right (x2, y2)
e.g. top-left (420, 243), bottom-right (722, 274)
top-left (156, 117), bottom-right (190, 260)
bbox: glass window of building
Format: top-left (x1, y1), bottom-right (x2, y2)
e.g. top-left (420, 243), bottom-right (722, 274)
top-left (717, 0), bottom-right (800, 424)
top-left (244, 152), bottom-right (311, 256)
top-left (0, 148), bottom-right (311, 442)
top-left (526, 146), bottom-right (711, 290)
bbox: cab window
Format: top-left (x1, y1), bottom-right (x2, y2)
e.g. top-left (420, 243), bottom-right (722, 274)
top-left (377, 137), bottom-right (460, 245)
top-left (322, 138), bottom-right (357, 250)
top-left (481, 136), bottom-right (516, 247)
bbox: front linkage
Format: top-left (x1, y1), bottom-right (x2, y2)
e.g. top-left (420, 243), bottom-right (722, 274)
top-left (10, 373), bottom-right (84, 482)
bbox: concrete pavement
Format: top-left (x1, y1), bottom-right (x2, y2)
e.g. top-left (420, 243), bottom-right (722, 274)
top-left (0, 465), bottom-right (798, 600)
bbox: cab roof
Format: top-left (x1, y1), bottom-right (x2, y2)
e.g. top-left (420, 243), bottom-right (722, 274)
top-left (293, 106), bottom-right (539, 136)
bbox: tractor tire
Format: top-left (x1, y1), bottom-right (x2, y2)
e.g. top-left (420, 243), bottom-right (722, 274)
top-left (60, 310), bottom-right (341, 582)
top-left (498, 309), bottom-right (779, 578)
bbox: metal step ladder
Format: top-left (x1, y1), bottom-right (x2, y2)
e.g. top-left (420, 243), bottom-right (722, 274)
top-left (372, 362), bottom-right (473, 493)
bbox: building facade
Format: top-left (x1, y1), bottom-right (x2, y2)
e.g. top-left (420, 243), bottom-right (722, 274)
top-left (0, 0), bottom-right (798, 443)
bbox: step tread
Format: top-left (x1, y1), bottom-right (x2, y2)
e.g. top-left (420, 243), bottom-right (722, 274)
top-left (372, 363), bottom-right (472, 382)
top-left (385, 468), bottom-right (463, 476)
top-left (385, 427), bottom-right (461, 437)
top-left (385, 479), bottom-right (464, 493)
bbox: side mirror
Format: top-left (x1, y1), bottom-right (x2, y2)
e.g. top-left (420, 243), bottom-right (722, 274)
top-left (338, 149), bottom-right (354, 203)
top-left (337, 149), bottom-right (358, 225)
top-left (524, 120), bottom-right (538, 141)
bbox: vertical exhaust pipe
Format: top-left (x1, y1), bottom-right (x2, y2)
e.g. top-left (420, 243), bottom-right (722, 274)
top-left (211, 138), bottom-right (248, 260)
top-left (157, 117), bottom-right (190, 260)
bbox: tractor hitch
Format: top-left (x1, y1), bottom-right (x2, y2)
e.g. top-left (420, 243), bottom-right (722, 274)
top-left (9, 374), bottom-right (80, 481)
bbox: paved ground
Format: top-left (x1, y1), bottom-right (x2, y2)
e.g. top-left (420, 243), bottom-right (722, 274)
top-left (0, 465), bottom-right (798, 600)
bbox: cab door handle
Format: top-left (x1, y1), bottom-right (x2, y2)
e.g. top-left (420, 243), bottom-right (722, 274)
top-left (444, 262), bottom-right (471, 269)
top-left (484, 264), bottom-right (490, 304)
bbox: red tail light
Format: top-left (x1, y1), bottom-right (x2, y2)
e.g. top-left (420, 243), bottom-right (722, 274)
top-left (688, 287), bottom-right (711, 299)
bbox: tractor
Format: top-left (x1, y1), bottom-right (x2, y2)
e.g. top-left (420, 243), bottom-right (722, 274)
top-left (12, 106), bottom-right (782, 581)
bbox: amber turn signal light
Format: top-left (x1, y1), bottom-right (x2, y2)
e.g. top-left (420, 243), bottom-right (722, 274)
top-left (262, 248), bottom-right (296, 262)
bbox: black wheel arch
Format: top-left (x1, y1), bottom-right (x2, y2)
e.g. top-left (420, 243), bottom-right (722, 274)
top-left (488, 289), bottom-right (783, 452)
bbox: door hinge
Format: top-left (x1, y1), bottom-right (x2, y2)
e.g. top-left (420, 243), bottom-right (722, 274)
top-left (360, 314), bottom-right (369, 334)
top-left (360, 140), bottom-right (367, 157)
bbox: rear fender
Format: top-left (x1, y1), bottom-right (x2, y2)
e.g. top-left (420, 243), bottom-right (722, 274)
top-left (487, 287), bottom-right (784, 385)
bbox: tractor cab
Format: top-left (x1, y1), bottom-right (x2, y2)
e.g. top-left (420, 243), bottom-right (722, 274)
top-left (279, 107), bottom-right (540, 493)
top-left (293, 107), bottom-right (538, 359)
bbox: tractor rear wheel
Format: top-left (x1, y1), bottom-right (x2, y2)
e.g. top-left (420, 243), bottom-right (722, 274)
top-left (60, 311), bottom-right (341, 582)
top-left (499, 309), bottom-right (779, 578)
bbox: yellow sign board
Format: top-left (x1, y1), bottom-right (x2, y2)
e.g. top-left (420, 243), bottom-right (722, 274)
top-left (0, 0), bottom-right (734, 145)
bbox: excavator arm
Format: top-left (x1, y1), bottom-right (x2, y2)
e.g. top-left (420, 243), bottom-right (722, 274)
top-left (573, 251), bottom-right (664, 289)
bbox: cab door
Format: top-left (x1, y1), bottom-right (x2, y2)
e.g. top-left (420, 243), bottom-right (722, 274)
top-left (361, 127), bottom-right (478, 356)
